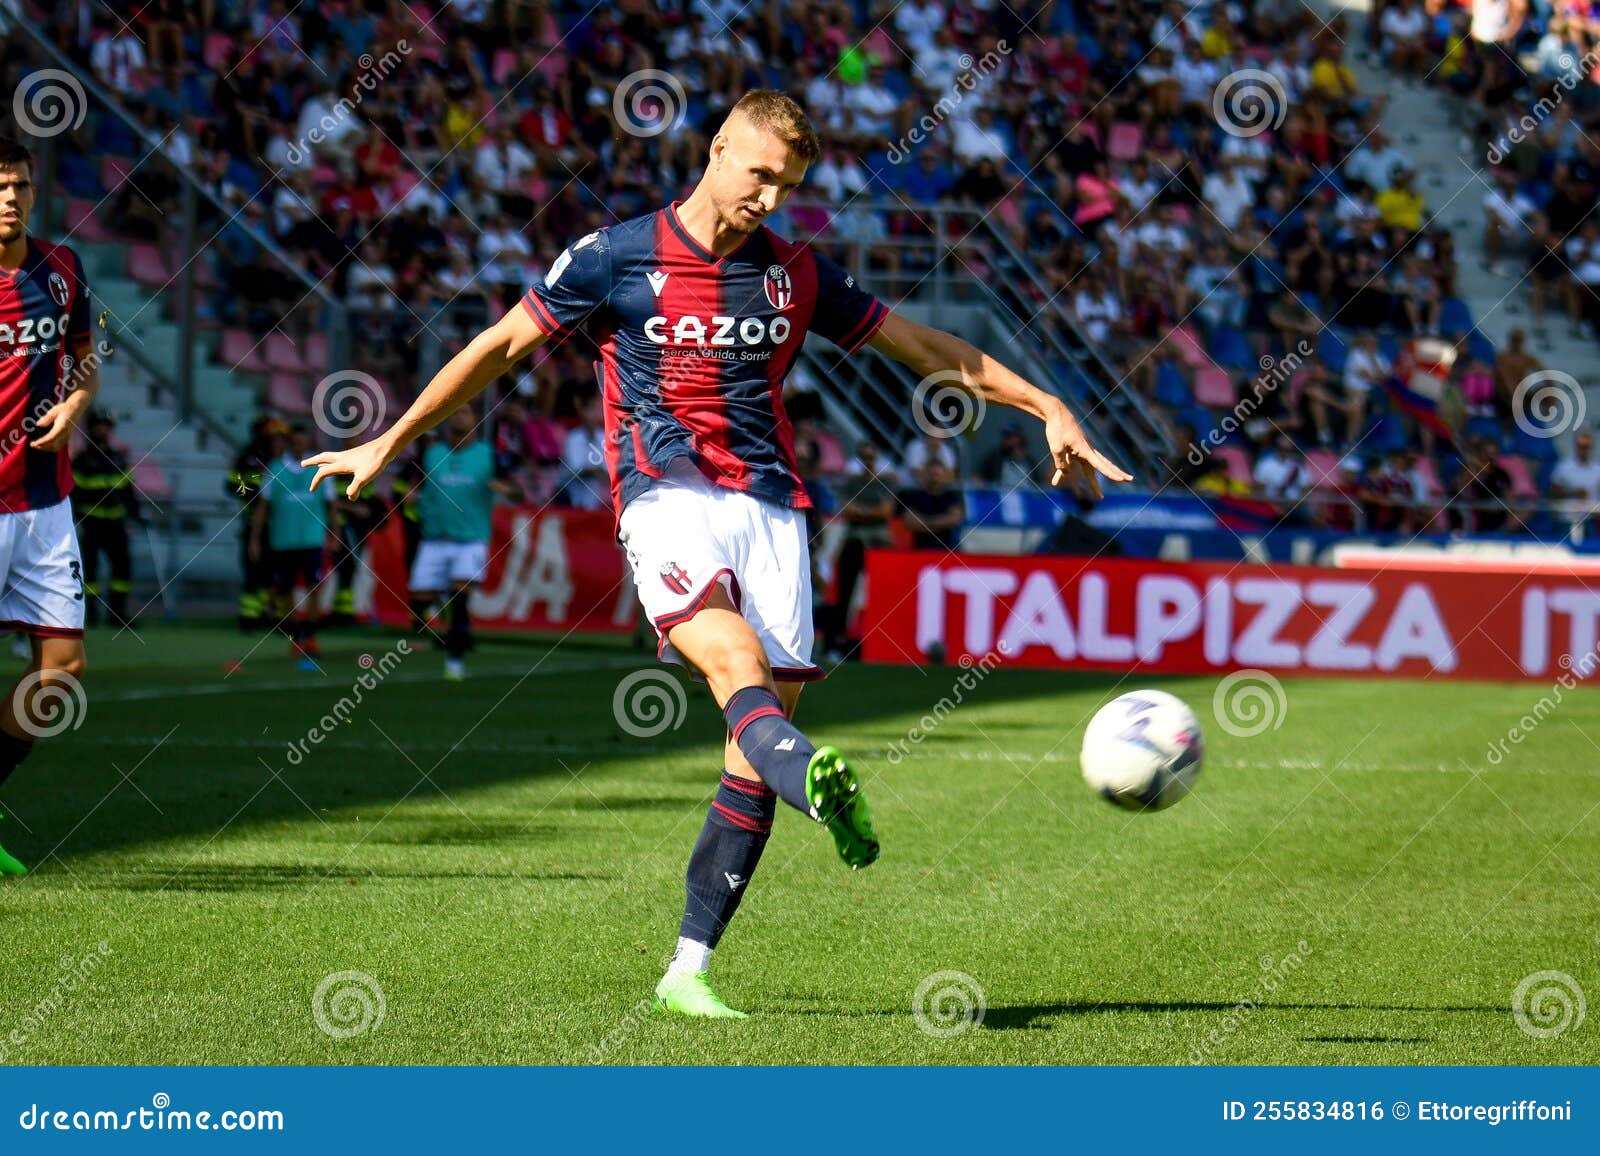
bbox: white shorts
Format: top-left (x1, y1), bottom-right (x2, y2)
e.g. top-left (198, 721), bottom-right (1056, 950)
top-left (0, 499), bottom-right (85, 638)
top-left (409, 540), bottom-right (489, 591)
top-left (618, 463), bottom-right (820, 681)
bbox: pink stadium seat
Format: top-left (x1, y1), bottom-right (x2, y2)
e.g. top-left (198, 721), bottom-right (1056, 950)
top-left (536, 54), bottom-right (568, 84)
top-left (203, 33), bottom-right (235, 72)
top-left (1194, 366), bottom-right (1236, 407)
top-left (1498, 454), bottom-right (1539, 500)
top-left (1167, 325), bottom-right (1210, 368)
top-left (1411, 455), bottom-right (1445, 497)
top-left (132, 462), bottom-right (174, 501)
top-left (127, 243), bottom-right (170, 290)
top-left (220, 329), bottom-right (268, 374)
top-left (1215, 444), bottom-right (1252, 486)
top-left (264, 332), bottom-right (308, 374)
top-left (303, 333), bottom-right (329, 373)
top-left (1303, 449), bottom-right (1343, 491)
top-left (268, 373), bottom-right (311, 415)
top-left (492, 48), bottom-right (517, 85)
top-left (63, 199), bottom-right (115, 243)
top-left (1107, 122), bottom-right (1142, 161)
top-left (100, 157), bottom-right (131, 194)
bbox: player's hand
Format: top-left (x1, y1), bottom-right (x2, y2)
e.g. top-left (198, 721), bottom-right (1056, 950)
top-left (303, 440), bottom-right (390, 499)
top-left (30, 394), bottom-right (90, 452)
top-left (1044, 404), bottom-right (1131, 500)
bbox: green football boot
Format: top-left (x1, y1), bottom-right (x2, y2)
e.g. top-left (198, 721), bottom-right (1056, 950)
top-left (806, 745), bottom-right (879, 869)
top-left (653, 971), bottom-right (747, 1018)
top-left (0, 814), bottom-right (27, 876)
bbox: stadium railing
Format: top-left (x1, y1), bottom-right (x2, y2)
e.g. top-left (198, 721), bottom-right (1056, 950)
top-left (11, 15), bottom-right (352, 444)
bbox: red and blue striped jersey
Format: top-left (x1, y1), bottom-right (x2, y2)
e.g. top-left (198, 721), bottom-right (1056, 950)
top-left (522, 202), bottom-right (888, 514)
top-left (0, 237), bottom-right (92, 512)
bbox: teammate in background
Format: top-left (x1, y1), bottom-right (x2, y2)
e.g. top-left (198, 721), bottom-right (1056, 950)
top-left (0, 136), bottom-right (101, 876)
top-left (303, 92), bottom-right (1127, 1013)
top-left (251, 424), bottom-right (338, 672)
top-left (227, 416), bottom-right (284, 631)
top-left (71, 410), bottom-right (138, 627)
top-left (331, 440), bottom-right (384, 625)
top-left (408, 406), bottom-right (516, 680)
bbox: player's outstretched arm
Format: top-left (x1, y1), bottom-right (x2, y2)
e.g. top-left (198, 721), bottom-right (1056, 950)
top-left (303, 304), bottom-right (550, 496)
top-left (867, 310), bottom-right (1132, 498)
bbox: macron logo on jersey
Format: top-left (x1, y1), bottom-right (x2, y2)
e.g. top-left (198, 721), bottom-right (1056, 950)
top-left (647, 270), bottom-right (669, 296)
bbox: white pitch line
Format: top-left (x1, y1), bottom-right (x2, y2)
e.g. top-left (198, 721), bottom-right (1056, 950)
top-left (92, 654), bottom-right (650, 702)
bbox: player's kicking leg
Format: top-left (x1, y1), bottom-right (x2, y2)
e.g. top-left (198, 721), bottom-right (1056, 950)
top-left (0, 635), bottom-right (86, 876)
top-left (651, 586), bottom-right (877, 1018)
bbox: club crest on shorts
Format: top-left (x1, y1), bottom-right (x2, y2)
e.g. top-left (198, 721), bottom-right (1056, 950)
top-left (660, 561), bottom-right (691, 595)
top-left (763, 264), bottom-right (791, 311)
top-left (47, 272), bottom-right (70, 308)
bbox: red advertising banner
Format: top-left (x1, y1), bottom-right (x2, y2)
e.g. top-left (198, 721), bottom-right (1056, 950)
top-left (859, 550), bottom-right (1600, 683)
top-left (367, 507), bottom-right (636, 634)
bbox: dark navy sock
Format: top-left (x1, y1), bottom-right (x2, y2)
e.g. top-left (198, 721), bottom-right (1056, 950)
top-left (444, 590), bottom-right (472, 658)
top-left (723, 686), bottom-right (816, 817)
top-left (679, 771), bottom-right (776, 948)
top-left (0, 731), bottom-right (34, 789)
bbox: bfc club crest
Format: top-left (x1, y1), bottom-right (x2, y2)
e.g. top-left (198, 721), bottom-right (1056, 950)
top-left (763, 264), bottom-right (791, 310)
top-left (660, 561), bottom-right (691, 595)
top-left (48, 271), bottom-right (70, 307)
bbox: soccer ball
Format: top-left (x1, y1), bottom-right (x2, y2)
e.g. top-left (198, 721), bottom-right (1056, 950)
top-left (1080, 690), bottom-right (1204, 811)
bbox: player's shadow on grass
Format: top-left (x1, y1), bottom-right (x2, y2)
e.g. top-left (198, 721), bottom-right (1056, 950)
top-left (15, 653), bottom-right (1153, 866)
top-left (52, 865), bottom-right (612, 892)
top-left (979, 1001), bottom-right (1504, 1030)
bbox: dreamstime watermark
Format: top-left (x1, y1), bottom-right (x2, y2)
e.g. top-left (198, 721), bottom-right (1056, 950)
top-left (1512, 370), bottom-right (1586, 440)
top-left (1512, 970), bottom-right (1585, 1039)
top-left (10, 669), bottom-right (86, 739)
top-left (1187, 940), bottom-right (1313, 1063)
top-left (588, 997), bottom-right (655, 1063)
top-left (0, 941), bottom-right (113, 1063)
top-left (312, 369), bottom-right (388, 440)
top-left (1485, 646), bottom-right (1597, 766)
top-left (1488, 48), bottom-right (1600, 165)
top-left (283, 640), bottom-right (411, 766)
top-left (13, 68), bottom-right (86, 138)
top-left (1213, 69), bottom-right (1287, 139)
top-left (312, 970), bottom-right (386, 1039)
top-left (886, 41), bottom-right (1012, 164)
top-left (1211, 669), bottom-right (1287, 738)
top-left (912, 370), bottom-right (987, 440)
top-left (612, 69), bottom-right (687, 139)
top-left (885, 650), bottom-right (1006, 765)
top-left (612, 669), bottom-right (688, 738)
top-left (285, 42), bottom-right (411, 166)
top-left (1187, 339), bottom-right (1312, 466)
top-left (913, 969), bottom-right (986, 1038)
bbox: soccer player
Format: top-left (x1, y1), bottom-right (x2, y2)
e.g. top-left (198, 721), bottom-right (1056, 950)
top-left (408, 405), bottom-right (514, 680)
top-left (226, 416), bottom-right (285, 631)
top-left (71, 410), bottom-right (138, 627)
top-left (0, 136), bottom-right (101, 876)
top-left (305, 91), bottom-right (1128, 1013)
top-left (251, 424), bottom-right (337, 672)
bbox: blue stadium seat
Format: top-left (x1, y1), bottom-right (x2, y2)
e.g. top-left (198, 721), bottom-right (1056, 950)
top-left (1440, 297), bottom-right (1474, 334)
top-left (59, 154), bottom-right (100, 199)
top-left (1465, 328), bottom-right (1497, 363)
top-left (1209, 325), bottom-right (1253, 371)
top-left (1154, 360), bottom-right (1190, 406)
top-left (92, 115), bottom-right (138, 158)
top-left (1514, 426), bottom-right (1560, 462)
top-left (1318, 328), bottom-right (1349, 375)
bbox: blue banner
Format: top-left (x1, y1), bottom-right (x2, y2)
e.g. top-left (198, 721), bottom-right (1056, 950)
top-left (4, 1066), bottom-right (1596, 1152)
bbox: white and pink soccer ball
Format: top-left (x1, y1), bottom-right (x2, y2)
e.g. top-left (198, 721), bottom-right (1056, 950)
top-left (1080, 690), bottom-right (1204, 811)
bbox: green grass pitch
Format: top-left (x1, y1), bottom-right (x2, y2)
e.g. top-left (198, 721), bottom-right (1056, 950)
top-left (0, 623), bottom-right (1593, 1065)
